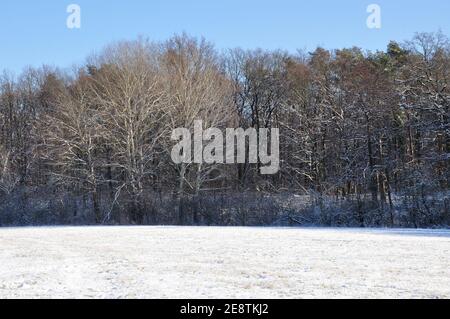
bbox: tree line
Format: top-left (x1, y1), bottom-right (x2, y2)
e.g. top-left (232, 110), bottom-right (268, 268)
top-left (0, 32), bottom-right (448, 227)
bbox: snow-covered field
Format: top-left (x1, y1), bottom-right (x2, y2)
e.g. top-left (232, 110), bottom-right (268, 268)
top-left (0, 226), bottom-right (449, 299)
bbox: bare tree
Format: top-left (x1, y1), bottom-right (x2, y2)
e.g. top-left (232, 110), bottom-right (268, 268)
top-left (88, 39), bottom-right (169, 224)
top-left (160, 34), bottom-right (234, 224)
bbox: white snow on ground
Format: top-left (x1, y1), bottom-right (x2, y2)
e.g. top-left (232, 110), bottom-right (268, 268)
top-left (0, 226), bottom-right (449, 299)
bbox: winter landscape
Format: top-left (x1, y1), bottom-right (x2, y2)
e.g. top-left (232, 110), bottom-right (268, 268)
top-left (1, 226), bottom-right (449, 299)
top-left (0, 1), bottom-right (449, 301)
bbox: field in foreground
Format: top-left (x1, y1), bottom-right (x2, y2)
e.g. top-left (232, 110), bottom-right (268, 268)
top-left (0, 226), bottom-right (449, 299)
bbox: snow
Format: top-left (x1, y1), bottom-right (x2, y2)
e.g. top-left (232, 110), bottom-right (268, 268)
top-left (0, 226), bottom-right (449, 299)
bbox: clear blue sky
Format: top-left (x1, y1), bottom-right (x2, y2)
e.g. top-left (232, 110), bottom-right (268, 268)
top-left (1, 0), bottom-right (449, 73)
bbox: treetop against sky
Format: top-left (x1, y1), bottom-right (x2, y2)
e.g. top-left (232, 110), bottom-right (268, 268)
top-left (0, 0), bottom-right (449, 72)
